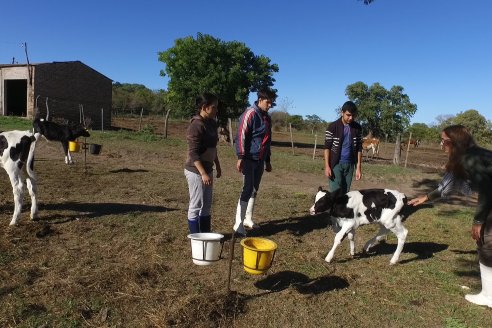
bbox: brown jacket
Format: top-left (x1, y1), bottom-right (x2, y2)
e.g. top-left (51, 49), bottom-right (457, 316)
top-left (184, 115), bottom-right (218, 174)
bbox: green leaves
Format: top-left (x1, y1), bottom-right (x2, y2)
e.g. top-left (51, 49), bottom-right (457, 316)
top-left (346, 81), bottom-right (417, 139)
top-left (158, 33), bottom-right (278, 123)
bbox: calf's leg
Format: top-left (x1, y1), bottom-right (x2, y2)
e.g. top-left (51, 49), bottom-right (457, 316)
top-left (7, 169), bottom-right (24, 226)
top-left (26, 176), bottom-right (39, 220)
top-left (387, 216), bottom-right (408, 265)
top-left (363, 225), bottom-right (389, 253)
top-left (325, 221), bottom-right (354, 263)
top-left (347, 230), bottom-right (356, 256)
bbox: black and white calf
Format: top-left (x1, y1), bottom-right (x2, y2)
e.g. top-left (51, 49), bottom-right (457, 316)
top-left (33, 118), bottom-right (90, 164)
top-left (0, 130), bottom-right (39, 225)
top-left (310, 188), bottom-right (408, 265)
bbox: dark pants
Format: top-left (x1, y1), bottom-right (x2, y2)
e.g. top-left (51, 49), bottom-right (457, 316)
top-left (239, 159), bottom-right (264, 202)
top-left (328, 162), bottom-right (354, 194)
top-left (479, 210), bottom-right (492, 267)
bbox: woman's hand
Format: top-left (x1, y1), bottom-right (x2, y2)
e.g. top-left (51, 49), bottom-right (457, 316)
top-left (408, 195), bottom-right (428, 206)
top-left (201, 173), bottom-right (212, 185)
top-left (471, 223), bottom-right (483, 242)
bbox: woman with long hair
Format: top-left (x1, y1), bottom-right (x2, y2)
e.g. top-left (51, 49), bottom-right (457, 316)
top-left (410, 125), bottom-right (492, 308)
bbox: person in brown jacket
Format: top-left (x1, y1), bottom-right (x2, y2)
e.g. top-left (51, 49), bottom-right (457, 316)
top-left (184, 93), bottom-right (221, 234)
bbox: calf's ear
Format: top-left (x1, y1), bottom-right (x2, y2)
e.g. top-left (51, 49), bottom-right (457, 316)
top-left (318, 186), bottom-right (323, 191)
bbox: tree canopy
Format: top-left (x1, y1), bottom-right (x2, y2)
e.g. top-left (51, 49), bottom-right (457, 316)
top-left (437, 109), bottom-right (492, 145)
top-left (345, 81), bottom-right (417, 139)
top-left (158, 33), bottom-right (278, 124)
top-left (112, 83), bottom-right (167, 115)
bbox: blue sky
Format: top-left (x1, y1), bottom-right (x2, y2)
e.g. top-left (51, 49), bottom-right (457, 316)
top-left (1, 0), bottom-right (491, 125)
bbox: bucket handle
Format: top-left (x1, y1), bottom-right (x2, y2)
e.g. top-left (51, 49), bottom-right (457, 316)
top-left (219, 239), bottom-right (225, 259)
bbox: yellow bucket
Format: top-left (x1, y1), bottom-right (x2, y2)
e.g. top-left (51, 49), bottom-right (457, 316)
top-left (68, 141), bottom-right (80, 152)
top-left (240, 237), bottom-right (277, 275)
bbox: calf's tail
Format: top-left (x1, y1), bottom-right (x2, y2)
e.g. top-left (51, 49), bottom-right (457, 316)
top-left (26, 135), bottom-right (38, 179)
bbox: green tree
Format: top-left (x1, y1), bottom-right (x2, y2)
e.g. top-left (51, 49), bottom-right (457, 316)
top-left (305, 114), bottom-right (324, 134)
top-left (345, 81), bottom-right (417, 139)
top-left (451, 110), bottom-right (492, 145)
top-left (112, 83), bottom-right (168, 115)
top-left (158, 33), bottom-right (278, 123)
top-left (287, 115), bottom-right (304, 130)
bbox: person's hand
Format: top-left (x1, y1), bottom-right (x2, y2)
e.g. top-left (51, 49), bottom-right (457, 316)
top-left (201, 173), bottom-right (212, 186)
top-left (471, 223), bottom-right (483, 242)
top-left (355, 169), bottom-right (362, 181)
top-left (325, 166), bottom-right (332, 178)
top-left (408, 195), bottom-right (428, 206)
top-left (265, 162), bottom-right (272, 172)
top-left (236, 159), bottom-right (243, 173)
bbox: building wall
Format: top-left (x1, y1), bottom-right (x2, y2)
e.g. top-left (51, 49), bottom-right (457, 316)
top-left (34, 61), bottom-right (112, 130)
top-left (0, 61), bottom-right (112, 130)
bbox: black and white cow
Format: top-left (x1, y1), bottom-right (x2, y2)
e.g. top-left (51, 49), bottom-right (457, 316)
top-left (33, 118), bottom-right (90, 164)
top-left (0, 130), bottom-right (39, 225)
top-left (310, 187), bottom-right (408, 265)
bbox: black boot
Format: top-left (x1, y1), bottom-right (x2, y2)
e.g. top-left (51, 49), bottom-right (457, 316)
top-left (199, 215), bottom-right (211, 232)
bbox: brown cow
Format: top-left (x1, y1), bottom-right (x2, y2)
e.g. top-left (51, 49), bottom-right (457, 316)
top-left (362, 137), bottom-right (380, 159)
top-left (401, 139), bottom-right (421, 150)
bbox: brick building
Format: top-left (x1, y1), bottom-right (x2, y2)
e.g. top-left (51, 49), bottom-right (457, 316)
top-left (0, 61), bottom-right (112, 130)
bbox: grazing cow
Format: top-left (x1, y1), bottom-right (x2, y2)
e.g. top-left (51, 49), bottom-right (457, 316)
top-left (310, 187), bottom-right (408, 265)
top-left (362, 137), bottom-right (380, 159)
top-left (0, 130), bottom-right (39, 225)
top-left (401, 139), bottom-right (421, 150)
top-left (33, 118), bottom-right (90, 164)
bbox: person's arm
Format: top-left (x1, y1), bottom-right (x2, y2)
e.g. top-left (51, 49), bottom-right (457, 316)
top-left (408, 188), bottom-right (440, 206)
top-left (324, 149), bottom-right (332, 178)
top-left (193, 160), bottom-right (212, 185)
top-left (324, 125), bottom-right (334, 178)
top-left (355, 151), bottom-right (362, 180)
top-left (471, 193), bottom-right (488, 241)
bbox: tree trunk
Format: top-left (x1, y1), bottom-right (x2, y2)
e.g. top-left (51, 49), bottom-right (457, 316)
top-left (164, 108), bottom-right (171, 138)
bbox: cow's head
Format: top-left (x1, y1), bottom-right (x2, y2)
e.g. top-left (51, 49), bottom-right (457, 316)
top-left (309, 187), bottom-right (333, 215)
top-left (70, 123), bottom-right (91, 139)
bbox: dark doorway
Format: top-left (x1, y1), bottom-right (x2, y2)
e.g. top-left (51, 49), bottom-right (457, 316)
top-left (5, 79), bottom-right (27, 116)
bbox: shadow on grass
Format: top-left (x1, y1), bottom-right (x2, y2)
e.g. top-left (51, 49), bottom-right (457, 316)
top-left (246, 213), bottom-right (330, 238)
top-left (34, 202), bottom-right (177, 222)
top-left (109, 168), bottom-right (149, 173)
top-left (352, 240), bottom-right (449, 264)
top-left (252, 270), bottom-right (349, 295)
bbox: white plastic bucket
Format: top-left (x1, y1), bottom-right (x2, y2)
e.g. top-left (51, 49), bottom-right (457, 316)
top-left (187, 233), bottom-right (224, 265)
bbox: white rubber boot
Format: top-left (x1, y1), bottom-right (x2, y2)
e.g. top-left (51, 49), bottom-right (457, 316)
top-left (233, 200), bottom-right (248, 236)
top-left (243, 197), bottom-right (259, 229)
top-left (465, 262), bottom-right (492, 308)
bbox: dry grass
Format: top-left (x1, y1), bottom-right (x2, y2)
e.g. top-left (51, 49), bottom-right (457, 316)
top-left (0, 118), bottom-right (489, 327)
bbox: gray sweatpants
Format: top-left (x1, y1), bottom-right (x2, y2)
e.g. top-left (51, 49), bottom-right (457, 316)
top-left (184, 169), bottom-right (213, 219)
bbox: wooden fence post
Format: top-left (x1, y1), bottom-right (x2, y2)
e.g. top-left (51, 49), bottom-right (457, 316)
top-left (404, 132), bottom-right (412, 168)
top-left (289, 123), bottom-right (294, 155)
top-left (312, 134), bottom-right (317, 160)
